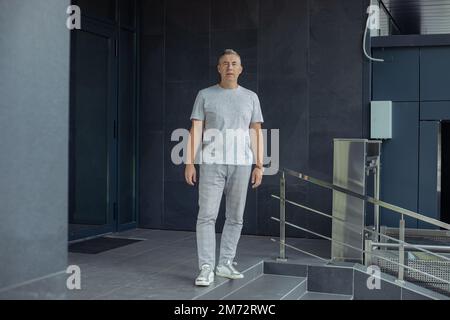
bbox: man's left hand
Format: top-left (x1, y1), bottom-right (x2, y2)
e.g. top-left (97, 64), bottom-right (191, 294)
top-left (251, 167), bottom-right (263, 189)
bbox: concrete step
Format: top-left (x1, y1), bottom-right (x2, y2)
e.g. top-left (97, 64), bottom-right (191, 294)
top-left (222, 274), bottom-right (307, 300)
top-left (195, 259), bottom-right (446, 300)
top-left (193, 261), bottom-right (264, 300)
top-left (299, 291), bottom-right (353, 300)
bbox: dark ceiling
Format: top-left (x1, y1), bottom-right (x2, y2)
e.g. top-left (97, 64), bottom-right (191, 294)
top-left (380, 0), bottom-right (450, 34)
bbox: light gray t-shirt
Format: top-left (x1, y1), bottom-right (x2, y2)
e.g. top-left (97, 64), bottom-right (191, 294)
top-left (190, 84), bottom-right (264, 165)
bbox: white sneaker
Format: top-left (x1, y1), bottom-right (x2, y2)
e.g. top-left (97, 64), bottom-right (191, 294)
top-left (195, 264), bottom-right (214, 286)
top-left (215, 260), bottom-right (244, 280)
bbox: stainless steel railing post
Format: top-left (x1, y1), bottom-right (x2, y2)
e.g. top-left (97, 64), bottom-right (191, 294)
top-left (380, 225), bottom-right (387, 250)
top-left (374, 158), bottom-right (381, 242)
top-left (277, 171), bottom-right (287, 262)
top-left (365, 239), bottom-right (372, 267)
top-left (398, 216), bottom-right (405, 283)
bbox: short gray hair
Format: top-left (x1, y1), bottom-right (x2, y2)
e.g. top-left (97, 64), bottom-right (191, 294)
top-left (218, 49), bottom-right (241, 65)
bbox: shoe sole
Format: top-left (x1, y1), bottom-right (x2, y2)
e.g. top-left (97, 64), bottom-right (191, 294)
top-left (195, 281), bottom-right (213, 286)
top-left (215, 271), bottom-right (244, 280)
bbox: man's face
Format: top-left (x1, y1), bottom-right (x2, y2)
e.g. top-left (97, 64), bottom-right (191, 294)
top-left (218, 54), bottom-right (243, 82)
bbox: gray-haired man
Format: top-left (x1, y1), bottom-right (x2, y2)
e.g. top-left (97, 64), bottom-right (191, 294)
top-left (185, 49), bottom-right (265, 286)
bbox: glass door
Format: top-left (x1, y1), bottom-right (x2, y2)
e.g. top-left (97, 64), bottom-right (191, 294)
top-left (69, 19), bottom-right (118, 241)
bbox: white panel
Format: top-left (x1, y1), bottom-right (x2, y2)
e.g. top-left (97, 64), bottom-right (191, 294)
top-left (371, 101), bottom-right (392, 139)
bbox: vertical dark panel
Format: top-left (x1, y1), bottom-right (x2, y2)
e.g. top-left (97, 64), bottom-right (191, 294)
top-left (372, 47), bottom-right (420, 101)
top-left (308, 0), bottom-right (365, 238)
top-left (259, 0), bottom-right (308, 82)
top-left (257, 0), bottom-right (309, 236)
top-left (163, 181), bottom-right (199, 230)
top-left (139, 0), bottom-right (165, 229)
top-left (165, 0), bottom-right (210, 82)
top-left (140, 35), bottom-right (165, 130)
top-left (418, 121), bottom-right (440, 229)
top-left (420, 47), bottom-right (450, 101)
top-left (441, 122), bottom-right (450, 225)
top-left (69, 1), bottom-right (138, 236)
top-left (141, 0), bottom-right (165, 35)
top-left (211, 0), bottom-right (258, 31)
top-left (309, 0), bottom-right (365, 178)
top-left (139, 131), bottom-right (164, 228)
top-left (140, 0), bottom-right (165, 129)
top-left (380, 102), bottom-right (419, 228)
top-left (139, 35), bottom-right (165, 228)
top-left (76, 0), bottom-right (117, 22)
top-left (69, 20), bottom-right (118, 240)
top-left (119, 30), bottom-right (137, 225)
top-left (119, 0), bottom-right (136, 28)
top-left (421, 101), bottom-right (450, 120)
top-left (71, 29), bottom-right (110, 225)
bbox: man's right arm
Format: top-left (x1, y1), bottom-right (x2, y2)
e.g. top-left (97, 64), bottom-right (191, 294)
top-left (185, 120), bottom-right (203, 186)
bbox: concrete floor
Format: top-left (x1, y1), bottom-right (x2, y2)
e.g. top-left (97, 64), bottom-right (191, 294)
top-left (67, 229), bottom-right (329, 300)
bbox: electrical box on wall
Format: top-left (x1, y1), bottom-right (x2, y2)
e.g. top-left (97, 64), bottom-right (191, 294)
top-left (371, 101), bottom-right (392, 139)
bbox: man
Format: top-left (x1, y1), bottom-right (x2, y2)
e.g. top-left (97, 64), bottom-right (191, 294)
top-left (185, 49), bottom-right (264, 287)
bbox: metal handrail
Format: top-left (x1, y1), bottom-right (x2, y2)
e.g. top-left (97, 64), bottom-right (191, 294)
top-left (271, 194), bottom-right (450, 263)
top-left (271, 195), bottom-right (363, 235)
top-left (270, 217), bottom-right (450, 286)
top-left (281, 167), bottom-right (450, 230)
top-left (272, 168), bottom-right (450, 291)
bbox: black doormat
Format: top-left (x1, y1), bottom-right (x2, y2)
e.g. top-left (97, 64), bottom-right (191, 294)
top-left (68, 237), bottom-right (143, 254)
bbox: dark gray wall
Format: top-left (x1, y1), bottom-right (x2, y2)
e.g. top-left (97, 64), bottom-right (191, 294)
top-left (139, 0), bottom-right (370, 238)
top-left (372, 41), bottom-right (450, 228)
top-left (0, 0), bottom-right (70, 296)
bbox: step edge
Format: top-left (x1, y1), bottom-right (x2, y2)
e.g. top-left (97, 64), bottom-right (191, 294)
top-left (220, 274), bottom-right (265, 300)
top-left (223, 274), bottom-right (307, 301)
top-left (280, 278), bottom-right (307, 300)
top-left (299, 291), bottom-right (354, 300)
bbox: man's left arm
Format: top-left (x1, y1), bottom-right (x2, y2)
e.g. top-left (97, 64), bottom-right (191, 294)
top-left (250, 122), bottom-right (264, 189)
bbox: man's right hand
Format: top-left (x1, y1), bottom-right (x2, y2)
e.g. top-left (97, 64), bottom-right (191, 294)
top-left (185, 164), bottom-right (197, 186)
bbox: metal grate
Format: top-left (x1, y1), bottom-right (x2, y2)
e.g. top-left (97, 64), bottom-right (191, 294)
top-left (382, 228), bottom-right (450, 242)
top-left (372, 249), bottom-right (450, 295)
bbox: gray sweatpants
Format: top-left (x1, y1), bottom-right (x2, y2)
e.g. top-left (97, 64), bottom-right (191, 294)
top-left (196, 164), bottom-right (252, 270)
